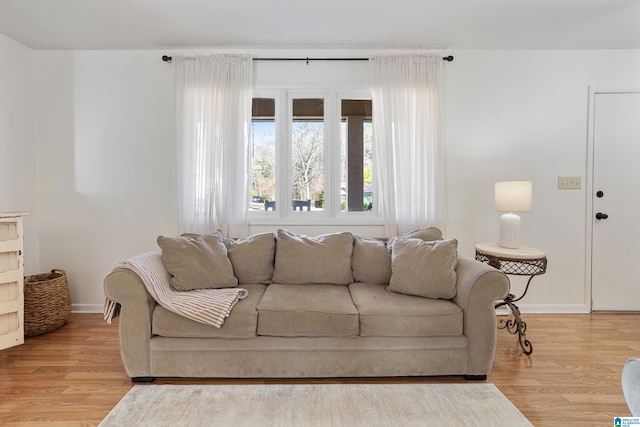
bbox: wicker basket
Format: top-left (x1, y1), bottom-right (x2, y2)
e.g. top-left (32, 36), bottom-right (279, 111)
top-left (24, 268), bottom-right (71, 337)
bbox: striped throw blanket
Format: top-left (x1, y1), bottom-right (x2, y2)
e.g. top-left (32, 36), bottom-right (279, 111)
top-left (103, 251), bottom-right (247, 328)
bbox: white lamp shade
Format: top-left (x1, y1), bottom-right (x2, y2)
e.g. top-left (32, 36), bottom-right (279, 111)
top-left (495, 181), bottom-right (533, 212)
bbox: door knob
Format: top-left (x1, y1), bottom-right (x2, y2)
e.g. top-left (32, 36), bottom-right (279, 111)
top-left (595, 212), bottom-right (609, 220)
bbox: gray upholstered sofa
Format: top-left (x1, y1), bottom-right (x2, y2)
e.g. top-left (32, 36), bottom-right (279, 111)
top-left (103, 228), bottom-right (509, 382)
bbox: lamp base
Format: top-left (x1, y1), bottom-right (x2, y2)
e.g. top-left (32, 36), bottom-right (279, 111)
top-left (499, 212), bottom-right (521, 249)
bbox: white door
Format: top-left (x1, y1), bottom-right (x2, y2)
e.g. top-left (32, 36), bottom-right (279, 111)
top-left (591, 92), bottom-right (640, 311)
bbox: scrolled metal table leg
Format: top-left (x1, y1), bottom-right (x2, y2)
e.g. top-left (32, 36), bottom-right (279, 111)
top-left (495, 295), bottom-right (533, 355)
top-left (507, 300), bottom-right (533, 355)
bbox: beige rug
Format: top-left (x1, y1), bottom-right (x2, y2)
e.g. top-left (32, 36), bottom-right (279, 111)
top-left (99, 383), bottom-right (532, 427)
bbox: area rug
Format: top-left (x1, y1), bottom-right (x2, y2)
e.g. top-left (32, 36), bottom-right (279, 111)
top-left (99, 383), bottom-right (532, 427)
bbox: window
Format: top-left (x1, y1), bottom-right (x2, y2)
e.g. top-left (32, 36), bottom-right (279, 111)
top-left (249, 91), bottom-right (375, 222)
top-left (292, 98), bottom-right (324, 212)
top-left (340, 99), bottom-right (373, 212)
top-left (249, 98), bottom-right (276, 211)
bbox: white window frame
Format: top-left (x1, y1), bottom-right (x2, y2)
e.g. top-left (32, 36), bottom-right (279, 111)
top-left (248, 87), bottom-right (382, 227)
top-left (336, 90), bottom-right (377, 219)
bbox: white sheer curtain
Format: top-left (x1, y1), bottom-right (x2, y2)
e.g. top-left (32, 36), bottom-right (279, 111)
top-left (174, 54), bottom-right (252, 236)
top-left (370, 54), bottom-right (446, 236)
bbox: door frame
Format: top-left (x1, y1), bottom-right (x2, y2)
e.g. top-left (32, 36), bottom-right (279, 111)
top-left (586, 87), bottom-right (640, 311)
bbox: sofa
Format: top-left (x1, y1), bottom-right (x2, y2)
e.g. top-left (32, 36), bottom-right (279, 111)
top-left (103, 227), bottom-right (509, 382)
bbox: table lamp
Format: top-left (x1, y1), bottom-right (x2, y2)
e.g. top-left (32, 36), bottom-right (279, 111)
top-left (495, 181), bottom-right (532, 249)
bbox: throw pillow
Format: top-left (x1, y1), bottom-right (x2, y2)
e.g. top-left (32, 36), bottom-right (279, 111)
top-left (352, 236), bottom-right (392, 285)
top-left (386, 227), bottom-right (443, 249)
top-left (388, 237), bottom-right (458, 299)
top-left (180, 230), bottom-right (222, 240)
top-left (399, 227), bottom-right (443, 241)
top-left (223, 232), bottom-right (275, 284)
top-left (157, 233), bottom-right (238, 291)
top-left (272, 229), bottom-right (354, 285)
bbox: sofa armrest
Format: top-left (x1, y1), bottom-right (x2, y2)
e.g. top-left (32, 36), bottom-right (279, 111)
top-left (453, 256), bottom-right (509, 376)
top-left (104, 267), bottom-right (157, 378)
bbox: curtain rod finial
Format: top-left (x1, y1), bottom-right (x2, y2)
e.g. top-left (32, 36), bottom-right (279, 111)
top-left (162, 55), bottom-right (172, 62)
top-left (443, 55), bottom-right (454, 62)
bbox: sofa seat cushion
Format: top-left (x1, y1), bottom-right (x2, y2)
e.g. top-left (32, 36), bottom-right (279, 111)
top-left (349, 282), bottom-right (463, 337)
top-left (152, 284), bottom-right (266, 339)
top-left (257, 284), bottom-right (359, 337)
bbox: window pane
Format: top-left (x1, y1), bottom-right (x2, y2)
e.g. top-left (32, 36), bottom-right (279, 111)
top-left (340, 99), bottom-right (373, 212)
top-left (250, 98), bottom-right (276, 212)
top-left (292, 98), bottom-right (324, 212)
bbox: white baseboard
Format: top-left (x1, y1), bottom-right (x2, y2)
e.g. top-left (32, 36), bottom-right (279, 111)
top-left (514, 303), bottom-right (590, 314)
top-left (72, 303), bottom-right (103, 314)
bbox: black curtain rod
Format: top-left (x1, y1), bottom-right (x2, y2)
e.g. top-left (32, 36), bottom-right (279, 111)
top-left (161, 55), bottom-right (454, 63)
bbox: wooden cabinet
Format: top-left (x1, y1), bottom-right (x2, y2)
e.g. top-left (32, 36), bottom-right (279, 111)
top-left (0, 212), bottom-right (29, 350)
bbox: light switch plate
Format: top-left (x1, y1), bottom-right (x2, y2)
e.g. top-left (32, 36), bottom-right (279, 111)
top-left (558, 176), bottom-right (581, 189)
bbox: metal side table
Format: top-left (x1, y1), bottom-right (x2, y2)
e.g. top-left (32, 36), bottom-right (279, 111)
top-left (475, 242), bottom-right (547, 355)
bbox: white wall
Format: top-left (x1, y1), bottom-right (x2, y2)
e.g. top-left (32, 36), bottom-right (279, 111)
top-left (26, 47), bottom-right (640, 312)
top-left (446, 50), bottom-right (640, 312)
top-left (34, 51), bottom-right (176, 311)
top-left (0, 34), bottom-right (39, 274)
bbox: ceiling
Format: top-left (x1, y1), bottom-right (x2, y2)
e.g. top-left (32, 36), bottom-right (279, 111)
top-left (0, 0), bottom-right (639, 51)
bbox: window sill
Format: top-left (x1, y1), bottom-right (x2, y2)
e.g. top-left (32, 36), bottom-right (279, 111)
top-left (247, 212), bottom-right (384, 227)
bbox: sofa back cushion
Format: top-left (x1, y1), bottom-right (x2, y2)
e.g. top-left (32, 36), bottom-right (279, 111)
top-left (224, 232), bottom-right (275, 284)
top-left (352, 237), bottom-right (392, 285)
top-left (388, 237), bottom-right (458, 299)
top-left (386, 227), bottom-right (443, 247)
top-left (272, 229), bottom-right (354, 285)
top-left (352, 227), bottom-right (444, 285)
top-left (157, 232), bottom-right (238, 291)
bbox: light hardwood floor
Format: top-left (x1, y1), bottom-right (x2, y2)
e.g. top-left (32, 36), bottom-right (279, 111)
top-left (1, 313), bottom-right (638, 426)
